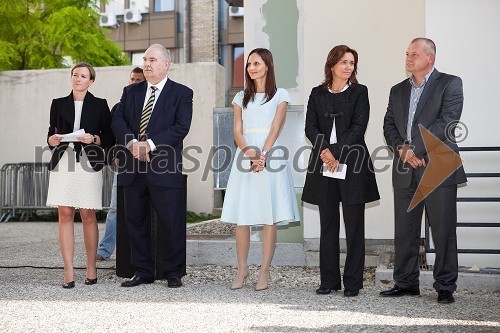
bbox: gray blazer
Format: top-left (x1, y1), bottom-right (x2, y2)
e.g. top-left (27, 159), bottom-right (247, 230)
top-left (383, 69), bottom-right (467, 188)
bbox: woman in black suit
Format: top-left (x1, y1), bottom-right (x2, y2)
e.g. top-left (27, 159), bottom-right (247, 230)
top-left (46, 62), bottom-right (113, 288)
top-left (302, 45), bottom-right (379, 297)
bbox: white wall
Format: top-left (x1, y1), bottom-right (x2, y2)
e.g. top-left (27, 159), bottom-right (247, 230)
top-left (245, 0), bottom-right (426, 240)
top-left (302, 0), bottom-right (427, 240)
top-left (244, 0), bottom-right (500, 266)
top-left (0, 63), bottom-right (225, 214)
top-left (426, 0), bottom-right (500, 147)
top-left (426, 0), bottom-right (500, 267)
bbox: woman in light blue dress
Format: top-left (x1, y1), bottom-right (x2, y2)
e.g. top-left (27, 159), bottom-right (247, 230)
top-left (221, 48), bottom-right (300, 291)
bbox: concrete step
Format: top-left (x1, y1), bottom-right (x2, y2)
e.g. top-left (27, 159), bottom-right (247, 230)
top-left (375, 253), bottom-right (500, 292)
top-left (187, 240), bottom-right (306, 266)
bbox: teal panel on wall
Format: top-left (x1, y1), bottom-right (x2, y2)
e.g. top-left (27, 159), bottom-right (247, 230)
top-left (262, 0), bottom-right (299, 89)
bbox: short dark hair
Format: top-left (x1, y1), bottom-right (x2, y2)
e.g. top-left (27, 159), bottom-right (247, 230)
top-left (71, 62), bottom-right (96, 80)
top-left (131, 67), bottom-right (143, 74)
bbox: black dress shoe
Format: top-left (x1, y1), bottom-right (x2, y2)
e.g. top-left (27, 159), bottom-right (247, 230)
top-left (85, 277), bottom-right (97, 285)
top-left (437, 290), bottom-right (455, 304)
top-left (121, 275), bottom-right (154, 287)
top-left (62, 281), bottom-right (75, 289)
top-left (380, 285), bottom-right (420, 297)
top-left (316, 287), bottom-right (338, 295)
top-left (344, 289), bottom-right (359, 297)
top-left (167, 276), bottom-right (183, 288)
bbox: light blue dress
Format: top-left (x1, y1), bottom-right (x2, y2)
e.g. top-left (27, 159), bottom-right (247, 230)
top-left (221, 88), bottom-right (300, 226)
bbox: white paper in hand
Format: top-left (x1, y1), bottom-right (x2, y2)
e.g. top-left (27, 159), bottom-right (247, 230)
top-left (322, 163), bottom-right (347, 180)
top-left (60, 129), bottom-right (86, 142)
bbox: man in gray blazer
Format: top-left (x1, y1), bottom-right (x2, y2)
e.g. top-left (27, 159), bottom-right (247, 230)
top-left (381, 38), bottom-right (466, 303)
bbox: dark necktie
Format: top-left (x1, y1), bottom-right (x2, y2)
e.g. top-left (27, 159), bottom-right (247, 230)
top-left (139, 86), bottom-right (157, 140)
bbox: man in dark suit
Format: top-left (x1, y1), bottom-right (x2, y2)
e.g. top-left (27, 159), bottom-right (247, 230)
top-left (112, 44), bottom-right (193, 288)
top-left (96, 67), bottom-right (145, 262)
top-left (382, 38), bottom-right (466, 303)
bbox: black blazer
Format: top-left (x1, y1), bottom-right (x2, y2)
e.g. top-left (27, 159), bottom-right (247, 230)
top-left (111, 79), bottom-right (193, 188)
top-left (47, 91), bottom-right (113, 171)
top-left (105, 102), bottom-right (120, 166)
top-left (301, 83), bottom-right (380, 206)
top-left (383, 69), bottom-right (467, 188)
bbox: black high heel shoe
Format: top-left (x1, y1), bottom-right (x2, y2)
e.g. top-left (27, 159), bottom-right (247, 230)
top-left (85, 268), bottom-right (98, 285)
top-left (85, 277), bottom-right (97, 285)
top-left (63, 281), bottom-right (75, 289)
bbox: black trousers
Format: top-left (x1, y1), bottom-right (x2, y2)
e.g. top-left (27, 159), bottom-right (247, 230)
top-left (393, 172), bottom-right (458, 292)
top-left (318, 178), bottom-right (365, 291)
top-left (123, 172), bottom-right (186, 280)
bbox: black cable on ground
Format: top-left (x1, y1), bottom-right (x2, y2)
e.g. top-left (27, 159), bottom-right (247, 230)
top-left (0, 265), bottom-right (115, 270)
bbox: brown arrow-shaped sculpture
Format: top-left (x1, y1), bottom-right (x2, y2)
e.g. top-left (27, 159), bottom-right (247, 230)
top-left (408, 124), bottom-right (463, 212)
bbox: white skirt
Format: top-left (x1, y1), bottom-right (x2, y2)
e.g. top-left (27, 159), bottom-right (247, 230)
top-left (46, 148), bottom-right (103, 209)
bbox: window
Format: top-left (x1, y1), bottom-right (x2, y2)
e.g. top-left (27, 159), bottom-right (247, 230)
top-left (130, 0), bottom-right (150, 13)
top-left (232, 46), bottom-right (244, 88)
top-left (105, 0), bottom-right (124, 15)
top-left (131, 52), bottom-right (145, 66)
top-left (177, 0), bottom-right (184, 32)
top-left (154, 0), bottom-right (175, 12)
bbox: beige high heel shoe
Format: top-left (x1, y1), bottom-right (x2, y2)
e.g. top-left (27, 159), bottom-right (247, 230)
top-left (255, 271), bottom-right (270, 291)
top-left (230, 267), bottom-right (249, 290)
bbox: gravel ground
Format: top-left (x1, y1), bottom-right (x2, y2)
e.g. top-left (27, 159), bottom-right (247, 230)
top-left (1, 222), bottom-right (499, 332)
top-left (187, 220), bottom-right (235, 235)
top-left (1, 265), bottom-right (499, 333)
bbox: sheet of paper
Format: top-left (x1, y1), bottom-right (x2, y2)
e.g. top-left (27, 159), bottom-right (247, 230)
top-left (322, 163), bottom-right (347, 180)
top-left (59, 129), bottom-right (86, 142)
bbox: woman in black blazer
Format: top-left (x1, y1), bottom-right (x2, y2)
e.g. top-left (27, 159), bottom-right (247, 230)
top-left (302, 45), bottom-right (379, 297)
top-left (46, 62), bottom-right (113, 288)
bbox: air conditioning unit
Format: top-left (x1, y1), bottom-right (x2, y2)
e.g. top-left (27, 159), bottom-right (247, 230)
top-left (229, 6), bottom-right (244, 17)
top-left (99, 12), bottom-right (118, 27)
top-left (124, 8), bottom-right (142, 24)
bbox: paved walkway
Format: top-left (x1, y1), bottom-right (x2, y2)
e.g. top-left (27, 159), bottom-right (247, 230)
top-left (1, 222), bottom-right (499, 332)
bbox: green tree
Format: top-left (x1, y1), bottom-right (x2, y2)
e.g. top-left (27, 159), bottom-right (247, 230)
top-left (0, 0), bottom-right (129, 70)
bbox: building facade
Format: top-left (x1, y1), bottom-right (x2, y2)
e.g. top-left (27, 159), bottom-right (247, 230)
top-left (99, 0), bottom-right (244, 104)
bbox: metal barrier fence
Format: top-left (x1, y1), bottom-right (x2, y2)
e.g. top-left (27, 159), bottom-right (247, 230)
top-left (424, 146), bottom-right (500, 255)
top-left (0, 162), bottom-right (114, 222)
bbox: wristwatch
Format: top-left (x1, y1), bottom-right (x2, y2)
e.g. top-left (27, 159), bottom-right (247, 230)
top-left (93, 135), bottom-right (97, 143)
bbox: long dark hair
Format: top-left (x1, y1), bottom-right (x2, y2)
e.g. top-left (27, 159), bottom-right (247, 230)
top-left (242, 48), bottom-right (277, 108)
top-left (321, 45), bottom-right (358, 89)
